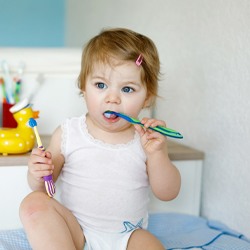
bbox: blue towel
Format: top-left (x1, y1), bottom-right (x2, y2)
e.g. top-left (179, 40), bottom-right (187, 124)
top-left (0, 213), bottom-right (250, 250)
top-left (148, 213), bottom-right (250, 250)
top-left (0, 229), bottom-right (31, 250)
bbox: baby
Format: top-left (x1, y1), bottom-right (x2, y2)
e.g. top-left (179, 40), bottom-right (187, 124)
top-left (20, 27), bottom-right (181, 250)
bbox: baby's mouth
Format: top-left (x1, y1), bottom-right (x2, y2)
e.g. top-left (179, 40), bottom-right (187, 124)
top-left (103, 111), bottom-right (118, 119)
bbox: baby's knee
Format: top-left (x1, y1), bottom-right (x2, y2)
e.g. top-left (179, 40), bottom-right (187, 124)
top-left (19, 191), bottom-right (50, 222)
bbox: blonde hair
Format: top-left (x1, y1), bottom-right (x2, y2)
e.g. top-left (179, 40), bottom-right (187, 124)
top-left (78, 28), bottom-right (160, 106)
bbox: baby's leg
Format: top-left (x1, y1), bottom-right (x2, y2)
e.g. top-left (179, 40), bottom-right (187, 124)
top-left (127, 229), bottom-right (165, 250)
top-left (19, 191), bottom-right (84, 250)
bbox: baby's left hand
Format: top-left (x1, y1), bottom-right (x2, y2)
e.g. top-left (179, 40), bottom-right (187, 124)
top-left (134, 117), bottom-right (167, 154)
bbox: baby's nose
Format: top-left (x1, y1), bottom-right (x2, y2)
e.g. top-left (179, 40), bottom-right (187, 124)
top-left (105, 91), bottom-right (121, 104)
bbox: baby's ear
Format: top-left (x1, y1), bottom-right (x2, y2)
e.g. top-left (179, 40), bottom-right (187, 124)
top-left (143, 95), bottom-right (153, 108)
top-left (81, 90), bottom-right (85, 97)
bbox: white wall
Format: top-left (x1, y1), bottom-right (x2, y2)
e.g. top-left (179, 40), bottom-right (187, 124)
top-left (66, 0), bottom-right (250, 237)
top-left (155, 0), bottom-right (250, 237)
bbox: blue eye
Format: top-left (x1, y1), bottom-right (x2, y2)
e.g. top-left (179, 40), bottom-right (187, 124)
top-left (122, 86), bottom-right (134, 93)
top-left (96, 82), bottom-right (107, 89)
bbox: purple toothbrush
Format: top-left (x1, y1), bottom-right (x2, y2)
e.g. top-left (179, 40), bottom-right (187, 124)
top-left (28, 118), bottom-right (56, 198)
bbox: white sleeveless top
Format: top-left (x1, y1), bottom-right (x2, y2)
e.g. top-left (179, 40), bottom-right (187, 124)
top-left (60, 115), bottom-right (149, 233)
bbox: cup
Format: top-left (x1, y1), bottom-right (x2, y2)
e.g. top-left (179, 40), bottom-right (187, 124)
top-left (0, 104), bottom-right (2, 126)
top-left (2, 102), bottom-right (18, 128)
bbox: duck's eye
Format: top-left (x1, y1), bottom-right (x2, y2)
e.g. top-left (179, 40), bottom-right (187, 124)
top-left (96, 82), bottom-right (107, 89)
top-left (122, 86), bottom-right (134, 93)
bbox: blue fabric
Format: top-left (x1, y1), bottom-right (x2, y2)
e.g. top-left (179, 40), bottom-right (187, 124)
top-left (0, 213), bottom-right (249, 250)
top-left (148, 213), bottom-right (250, 250)
top-left (0, 229), bottom-right (31, 250)
top-left (202, 235), bottom-right (250, 250)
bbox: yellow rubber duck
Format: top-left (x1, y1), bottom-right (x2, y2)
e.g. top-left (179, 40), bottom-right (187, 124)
top-left (0, 99), bottom-right (39, 155)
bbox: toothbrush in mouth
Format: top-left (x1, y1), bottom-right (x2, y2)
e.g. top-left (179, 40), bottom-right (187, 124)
top-left (104, 111), bottom-right (183, 139)
top-left (28, 118), bottom-right (56, 198)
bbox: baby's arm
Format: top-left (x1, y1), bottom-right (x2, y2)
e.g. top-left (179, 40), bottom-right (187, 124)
top-left (27, 126), bottom-right (64, 192)
top-left (134, 118), bottom-right (181, 201)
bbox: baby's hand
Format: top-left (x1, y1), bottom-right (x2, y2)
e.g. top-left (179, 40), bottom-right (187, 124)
top-left (28, 148), bottom-right (54, 182)
top-left (134, 117), bottom-right (167, 154)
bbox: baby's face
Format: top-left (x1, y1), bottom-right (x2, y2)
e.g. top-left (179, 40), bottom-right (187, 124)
top-left (83, 60), bottom-right (150, 134)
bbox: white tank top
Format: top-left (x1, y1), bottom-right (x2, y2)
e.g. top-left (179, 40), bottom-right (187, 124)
top-left (60, 115), bottom-right (149, 233)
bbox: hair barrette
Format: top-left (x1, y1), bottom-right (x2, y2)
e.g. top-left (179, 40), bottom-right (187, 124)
top-left (135, 54), bottom-right (143, 66)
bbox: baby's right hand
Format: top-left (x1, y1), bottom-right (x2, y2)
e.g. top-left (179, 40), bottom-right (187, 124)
top-left (28, 148), bottom-right (54, 182)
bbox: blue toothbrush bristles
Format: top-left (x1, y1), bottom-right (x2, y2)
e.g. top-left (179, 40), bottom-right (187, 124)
top-left (28, 118), bottom-right (37, 128)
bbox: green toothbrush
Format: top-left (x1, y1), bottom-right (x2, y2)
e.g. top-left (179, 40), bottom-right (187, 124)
top-left (105, 111), bottom-right (183, 139)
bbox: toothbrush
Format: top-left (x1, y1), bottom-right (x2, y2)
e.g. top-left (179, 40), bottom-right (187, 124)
top-left (14, 62), bottom-right (25, 103)
top-left (28, 118), bottom-right (56, 198)
top-left (105, 111), bottom-right (183, 139)
top-left (1, 61), bottom-right (15, 104)
top-left (0, 77), bottom-right (7, 103)
top-left (28, 73), bottom-right (44, 103)
top-left (14, 79), bottom-right (21, 103)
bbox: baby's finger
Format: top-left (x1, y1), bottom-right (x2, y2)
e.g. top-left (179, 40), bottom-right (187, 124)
top-left (30, 154), bottom-right (52, 165)
top-left (34, 162), bottom-right (54, 172)
top-left (150, 120), bottom-right (166, 128)
top-left (146, 130), bottom-right (166, 140)
top-left (45, 151), bottom-right (52, 159)
top-left (142, 118), bottom-right (166, 129)
top-left (31, 148), bottom-right (46, 157)
top-left (134, 124), bottom-right (145, 137)
top-left (30, 163), bottom-right (54, 178)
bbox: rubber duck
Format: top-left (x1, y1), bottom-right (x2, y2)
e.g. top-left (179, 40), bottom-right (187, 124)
top-left (0, 99), bottom-right (39, 155)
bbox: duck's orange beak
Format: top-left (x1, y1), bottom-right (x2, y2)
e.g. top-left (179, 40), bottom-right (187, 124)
top-left (33, 111), bottom-right (40, 119)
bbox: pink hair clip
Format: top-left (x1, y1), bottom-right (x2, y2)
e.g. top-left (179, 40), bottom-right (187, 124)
top-left (135, 54), bottom-right (143, 66)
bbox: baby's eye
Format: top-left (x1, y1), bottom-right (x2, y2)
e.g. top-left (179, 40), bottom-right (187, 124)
top-left (96, 82), bottom-right (107, 89)
top-left (122, 86), bottom-right (134, 93)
